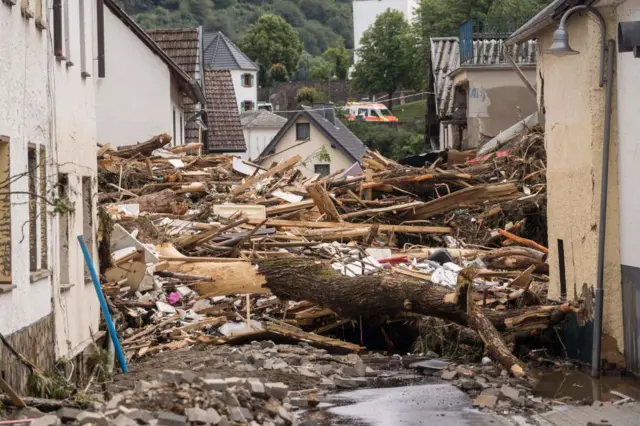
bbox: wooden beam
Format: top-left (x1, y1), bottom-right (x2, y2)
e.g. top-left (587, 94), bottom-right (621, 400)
top-left (340, 201), bottom-right (425, 220)
top-left (266, 199), bottom-right (315, 216)
top-left (306, 183), bottom-right (342, 222)
top-left (232, 155), bottom-right (301, 195)
top-left (249, 218), bottom-right (451, 234)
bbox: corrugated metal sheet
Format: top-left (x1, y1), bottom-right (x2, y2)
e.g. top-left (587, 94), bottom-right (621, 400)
top-left (430, 37), bottom-right (537, 119)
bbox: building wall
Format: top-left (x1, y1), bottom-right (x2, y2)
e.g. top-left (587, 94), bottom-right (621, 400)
top-left (53, 0), bottom-right (100, 359)
top-left (241, 127), bottom-right (280, 161)
top-left (96, 6), bottom-right (181, 147)
top-left (352, 0), bottom-right (419, 64)
top-left (458, 67), bottom-right (538, 148)
top-left (259, 117), bottom-right (354, 177)
top-left (614, 0), bottom-right (640, 372)
top-left (0, 0), bottom-right (55, 380)
top-left (537, 7), bottom-right (623, 356)
top-left (231, 69), bottom-right (258, 112)
top-left (170, 75), bottom-right (185, 146)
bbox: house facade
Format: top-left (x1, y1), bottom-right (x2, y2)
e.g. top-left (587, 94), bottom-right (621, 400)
top-left (507, 0), bottom-right (640, 371)
top-left (0, 0), bottom-right (101, 391)
top-left (203, 32), bottom-right (258, 113)
top-left (96, 1), bottom-right (204, 148)
top-left (240, 110), bottom-right (287, 161)
top-left (430, 37), bottom-right (538, 150)
top-left (258, 106), bottom-right (366, 178)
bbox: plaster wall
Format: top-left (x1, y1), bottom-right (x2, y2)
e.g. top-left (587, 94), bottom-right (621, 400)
top-left (0, 0), bottom-right (54, 337)
top-left (241, 127), bottom-right (280, 161)
top-left (259, 117), bottom-right (354, 177)
top-left (460, 67), bottom-right (538, 148)
top-left (538, 8), bottom-right (623, 353)
top-left (231, 69), bottom-right (258, 112)
top-left (53, 0), bottom-right (100, 359)
top-left (96, 6), bottom-right (181, 147)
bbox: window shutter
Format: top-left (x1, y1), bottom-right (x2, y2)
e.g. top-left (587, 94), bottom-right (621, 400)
top-left (241, 74), bottom-right (246, 87)
top-left (250, 74), bottom-right (255, 87)
top-left (240, 102), bottom-right (245, 112)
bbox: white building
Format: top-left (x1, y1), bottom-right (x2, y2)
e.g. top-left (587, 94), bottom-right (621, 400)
top-left (203, 32), bottom-right (259, 113)
top-left (96, 1), bottom-right (205, 148)
top-left (352, 0), bottom-right (419, 64)
top-left (0, 0), bottom-right (101, 391)
top-left (240, 110), bottom-right (287, 161)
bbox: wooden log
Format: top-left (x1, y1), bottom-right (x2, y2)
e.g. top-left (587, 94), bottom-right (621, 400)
top-left (266, 200), bottom-right (315, 216)
top-left (232, 155), bottom-right (301, 195)
top-left (115, 189), bottom-right (177, 214)
top-left (340, 201), bottom-right (425, 220)
top-left (405, 183), bottom-right (519, 220)
top-left (256, 258), bottom-right (562, 376)
top-left (498, 229), bottom-right (549, 254)
top-left (250, 218), bottom-right (452, 234)
top-left (306, 183), bottom-right (342, 222)
top-left (114, 133), bottom-right (172, 158)
top-left (184, 262), bottom-right (267, 297)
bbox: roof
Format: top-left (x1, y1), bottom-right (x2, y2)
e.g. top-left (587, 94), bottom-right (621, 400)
top-left (148, 28), bottom-right (202, 144)
top-left (203, 32), bottom-right (259, 71)
top-left (103, 0), bottom-right (205, 105)
top-left (147, 29), bottom-right (199, 78)
top-left (204, 70), bottom-right (246, 152)
top-left (506, 0), bottom-right (591, 45)
top-left (430, 36), bottom-right (537, 119)
top-left (240, 110), bottom-right (288, 129)
top-left (258, 108), bottom-right (367, 163)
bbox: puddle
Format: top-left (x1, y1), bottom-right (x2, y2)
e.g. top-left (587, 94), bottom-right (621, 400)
top-left (299, 384), bottom-right (510, 426)
top-left (532, 369), bottom-right (640, 402)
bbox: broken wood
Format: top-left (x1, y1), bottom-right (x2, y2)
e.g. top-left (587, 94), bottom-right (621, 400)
top-left (115, 133), bottom-right (172, 158)
top-left (0, 376), bottom-right (26, 408)
top-left (306, 183), bottom-right (343, 222)
top-left (250, 218), bottom-right (452, 234)
top-left (233, 155), bottom-right (301, 195)
top-left (115, 189), bottom-right (178, 214)
top-left (498, 229), bottom-right (549, 254)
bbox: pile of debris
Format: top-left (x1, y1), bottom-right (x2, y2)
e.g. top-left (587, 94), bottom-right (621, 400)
top-left (94, 127), bottom-right (578, 390)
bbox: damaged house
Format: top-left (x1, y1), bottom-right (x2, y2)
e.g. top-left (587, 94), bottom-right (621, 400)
top-left (430, 32), bottom-right (538, 150)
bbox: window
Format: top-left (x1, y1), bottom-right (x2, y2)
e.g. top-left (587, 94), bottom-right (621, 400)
top-left (53, 0), bottom-right (63, 58)
top-left (63, 0), bottom-right (72, 66)
top-left (296, 123), bottom-right (310, 140)
top-left (79, 0), bottom-right (90, 77)
top-left (21, 0), bottom-right (34, 19)
top-left (370, 110), bottom-right (380, 118)
top-left (242, 73), bottom-right (253, 88)
top-left (39, 148), bottom-right (47, 269)
top-left (0, 136), bottom-right (11, 288)
top-left (82, 177), bottom-right (92, 282)
top-left (35, 0), bottom-right (46, 29)
top-left (314, 164), bottom-right (330, 177)
top-left (241, 101), bottom-right (254, 112)
top-left (179, 113), bottom-right (183, 145)
top-left (357, 108), bottom-right (368, 117)
top-left (58, 174), bottom-right (70, 287)
top-left (28, 146), bottom-right (37, 272)
top-left (172, 107), bottom-right (176, 146)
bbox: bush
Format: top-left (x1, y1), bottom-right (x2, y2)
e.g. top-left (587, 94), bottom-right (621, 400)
top-left (347, 121), bottom-right (427, 161)
top-left (295, 87), bottom-right (326, 105)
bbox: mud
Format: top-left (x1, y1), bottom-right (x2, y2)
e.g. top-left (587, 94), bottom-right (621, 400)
top-left (532, 369), bottom-right (640, 403)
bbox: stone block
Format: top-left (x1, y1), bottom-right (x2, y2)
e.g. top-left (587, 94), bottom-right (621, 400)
top-left (265, 382), bottom-right (289, 400)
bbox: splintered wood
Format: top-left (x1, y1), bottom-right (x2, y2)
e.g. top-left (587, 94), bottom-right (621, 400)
top-left (98, 129), bottom-right (563, 376)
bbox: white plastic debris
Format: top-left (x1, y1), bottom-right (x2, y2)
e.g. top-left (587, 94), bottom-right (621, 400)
top-left (332, 256), bottom-right (382, 277)
top-left (218, 320), bottom-right (263, 336)
top-left (365, 248), bottom-right (393, 260)
top-left (156, 301), bottom-right (177, 314)
top-left (168, 159), bottom-right (185, 169)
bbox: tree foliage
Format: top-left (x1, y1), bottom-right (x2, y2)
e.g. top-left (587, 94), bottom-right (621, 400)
top-left (295, 87), bottom-right (326, 105)
top-left (118, 0), bottom-right (353, 56)
top-left (352, 10), bottom-right (419, 108)
top-left (239, 14), bottom-right (303, 86)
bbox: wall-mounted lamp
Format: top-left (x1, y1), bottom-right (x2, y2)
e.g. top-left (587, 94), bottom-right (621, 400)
top-left (544, 5), bottom-right (615, 379)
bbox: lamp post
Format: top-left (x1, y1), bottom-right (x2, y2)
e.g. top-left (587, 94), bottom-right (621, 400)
top-left (544, 5), bottom-right (616, 378)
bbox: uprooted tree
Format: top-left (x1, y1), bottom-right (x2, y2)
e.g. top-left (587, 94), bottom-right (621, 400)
top-left (257, 257), bottom-right (577, 381)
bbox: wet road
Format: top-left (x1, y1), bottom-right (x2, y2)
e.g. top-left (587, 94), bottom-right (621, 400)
top-left (301, 383), bottom-right (512, 426)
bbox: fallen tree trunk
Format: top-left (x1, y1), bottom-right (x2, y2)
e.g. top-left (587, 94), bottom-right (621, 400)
top-left (116, 189), bottom-right (178, 214)
top-left (257, 258), bottom-right (567, 378)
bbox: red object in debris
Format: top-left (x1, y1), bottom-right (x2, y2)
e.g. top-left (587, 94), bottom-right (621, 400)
top-left (378, 256), bottom-right (408, 265)
top-left (466, 148), bottom-right (511, 165)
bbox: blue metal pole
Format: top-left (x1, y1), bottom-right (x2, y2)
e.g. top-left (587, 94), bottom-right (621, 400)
top-left (77, 235), bottom-right (128, 373)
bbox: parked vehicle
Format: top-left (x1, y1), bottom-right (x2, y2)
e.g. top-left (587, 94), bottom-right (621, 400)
top-left (257, 102), bottom-right (273, 112)
top-left (345, 102), bottom-right (398, 122)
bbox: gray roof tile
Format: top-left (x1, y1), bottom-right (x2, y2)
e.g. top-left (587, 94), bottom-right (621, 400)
top-left (203, 32), bottom-right (258, 71)
top-left (240, 110), bottom-right (287, 129)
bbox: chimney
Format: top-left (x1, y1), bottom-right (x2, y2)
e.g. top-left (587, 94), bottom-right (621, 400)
top-left (312, 103), bottom-right (336, 124)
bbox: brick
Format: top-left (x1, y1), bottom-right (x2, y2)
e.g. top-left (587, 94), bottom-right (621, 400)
top-left (473, 394), bottom-right (498, 408)
top-left (201, 378), bottom-right (226, 391)
top-left (185, 408), bottom-right (208, 424)
top-left (265, 382), bottom-right (289, 399)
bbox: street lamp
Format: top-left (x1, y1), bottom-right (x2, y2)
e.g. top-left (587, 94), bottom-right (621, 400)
top-left (544, 5), bottom-right (615, 378)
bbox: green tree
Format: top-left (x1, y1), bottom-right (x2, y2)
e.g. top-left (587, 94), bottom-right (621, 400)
top-left (352, 10), bottom-right (419, 110)
top-left (296, 87), bottom-right (326, 105)
top-left (310, 60), bottom-right (333, 81)
top-left (322, 39), bottom-right (350, 80)
top-left (239, 14), bottom-right (304, 86)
